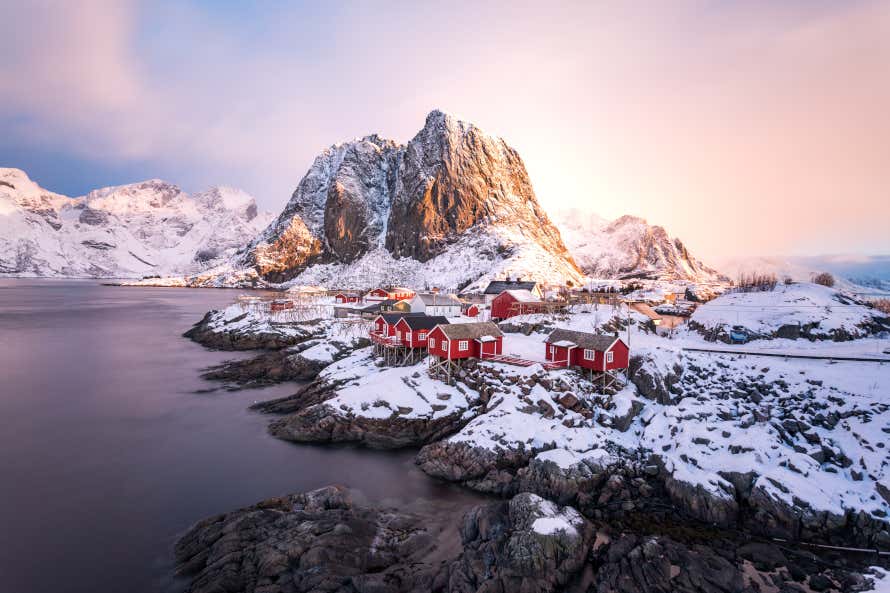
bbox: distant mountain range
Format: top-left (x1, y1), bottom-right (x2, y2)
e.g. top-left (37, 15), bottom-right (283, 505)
top-left (713, 254), bottom-right (890, 295)
top-left (0, 168), bottom-right (272, 278)
top-left (5, 111), bottom-right (881, 290)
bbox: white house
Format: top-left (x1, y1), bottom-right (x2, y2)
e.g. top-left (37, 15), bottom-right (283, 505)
top-left (409, 293), bottom-right (463, 317)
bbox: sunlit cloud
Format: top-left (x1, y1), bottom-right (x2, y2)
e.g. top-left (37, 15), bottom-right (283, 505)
top-left (0, 0), bottom-right (888, 258)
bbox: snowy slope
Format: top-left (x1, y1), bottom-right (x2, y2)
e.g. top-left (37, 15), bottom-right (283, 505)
top-left (688, 282), bottom-right (890, 341)
top-left (0, 168), bottom-right (273, 278)
top-left (553, 209), bottom-right (725, 283)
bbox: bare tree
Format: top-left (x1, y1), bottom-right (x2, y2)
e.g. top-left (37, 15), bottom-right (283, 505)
top-left (813, 272), bottom-right (835, 287)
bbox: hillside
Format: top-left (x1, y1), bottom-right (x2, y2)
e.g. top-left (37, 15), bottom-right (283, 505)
top-left (0, 168), bottom-right (272, 278)
top-left (554, 208), bottom-right (726, 283)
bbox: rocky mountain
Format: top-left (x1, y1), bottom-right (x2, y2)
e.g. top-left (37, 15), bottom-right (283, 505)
top-left (0, 168), bottom-right (273, 278)
top-left (553, 208), bottom-right (726, 283)
top-left (241, 110), bottom-right (583, 290)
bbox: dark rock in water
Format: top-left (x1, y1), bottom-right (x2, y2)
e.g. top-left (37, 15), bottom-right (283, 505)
top-left (183, 310), bottom-right (322, 350)
top-left (269, 403), bottom-right (475, 449)
top-left (199, 349), bottom-right (326, 390)
top-left (174, 486), bottom-right (461, 593)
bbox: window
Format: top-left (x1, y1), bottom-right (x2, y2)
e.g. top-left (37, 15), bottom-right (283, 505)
top-left (405, 331), bottom-right (412, 342)
top-left (606, 351), bottom-right (614, 363)
top-left (429, 338), bottom-right (436, 348)
top-left (459, 340), bottom-right (469, 351)
top-left (584, 349), bottom-right (595, 361)
top-left (442, 341), bottom-right (448, 351)
top-left (419, 332), bottom-right (427, 340)
top-left (549, 345), bottom-right (555, 356)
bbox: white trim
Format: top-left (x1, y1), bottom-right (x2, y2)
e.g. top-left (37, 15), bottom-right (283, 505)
top-left (429, 337), bottom-right (436, 348)
top-left (606, 351), bottom-right (614, 363)
top-left (583, 349), bottom-right (595, 361)
top-left (458, 340), bottom-right (469, 351)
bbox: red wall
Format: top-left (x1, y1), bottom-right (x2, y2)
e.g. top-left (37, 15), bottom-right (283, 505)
top-left (427, 328), bottom-right (502, 359)
top-left (544, 339), bottom-right (629, 371)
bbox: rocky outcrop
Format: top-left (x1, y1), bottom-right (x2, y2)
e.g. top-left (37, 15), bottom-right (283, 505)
top-left (554, 209), bottom-right (727, 282)
top-left (183, 310), bottom-right (322, 350)
top-left (174, 486), bottom-right (462, 593)
top-left (449, 493), bottom-right (592, 593)
top-left (239, 111), bottom-right (581, 285)
top-left (269, 403), bottom-right (474, 449)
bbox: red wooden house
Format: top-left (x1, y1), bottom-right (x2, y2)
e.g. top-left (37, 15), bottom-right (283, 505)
top-left (366, 287), bottom-right (415, 302)
top-left (427, 322), bottom-right (504, 360)
top-left (334, 292), bottom-right (361, 304)
top-left (491, 289), bottom-right (547, 320)
top-left (270, 299), bottom-right (294, 312)
top-left (393, 316), bottom-right (449, 348)
top-left (544, 328), bottom-right (629, 372)
top-left (463, 303), bottom-right (480, 318)
top-left (371, 312), bottom-right (423, 338)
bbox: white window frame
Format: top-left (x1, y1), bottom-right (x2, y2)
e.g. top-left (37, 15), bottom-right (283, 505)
top-left (419, 332), bottom-right (427, 341)
top-left (606, 351), bottom-right (614, 363)
top-left (549, 345), bottom-right (555, 356)
top-left (442, 341), bottom-right (449, 352)
top-left (459, 340), bottom-right (469, 351)
top-left (429, 338), bottom-right (436, 348)
top-left (584, 349), bottom-right (595, 361)
top-left (405, 330), bottom-right (412, 342)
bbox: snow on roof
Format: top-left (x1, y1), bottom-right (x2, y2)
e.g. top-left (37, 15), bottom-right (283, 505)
top-left (551, 340), bottom-right (576, 348)
top-left (501, 289), bottom-right (542, 303)
top-left (415, 292), bottom-right (462, 306)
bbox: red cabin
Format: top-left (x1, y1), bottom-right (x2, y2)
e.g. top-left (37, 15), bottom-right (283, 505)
top-left (464, 304), bottom-right (480, 318)
top-left (371, 313), bottom-right (423, 339)
top-left (544, 328), bottom-right (629, 371)
top-left (427, 322), bottom-right (503, 360)
top-left (366, 287), bottom-right (415, 302)
top-left (270, 300), bottom-right (294, 312)
top-left (334, 292), bottom-right (361, 304)
top-left (490, 289), bottom-right (547, 320)
top-left (393, 316), bottom-right (449, 348)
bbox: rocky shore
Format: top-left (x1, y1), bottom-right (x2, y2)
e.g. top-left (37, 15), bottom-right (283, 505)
top-left (175, 485), bottom-right (887, 593)
top-left (179, 304), bottom-right (890, 592)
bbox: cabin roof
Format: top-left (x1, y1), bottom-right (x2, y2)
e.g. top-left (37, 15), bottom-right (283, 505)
top-left (545, 328), bottom-right (621, 351)
top-left (376, 312), bottom-right (424, 325)
top-left (397, 316), bottom-right (450, 330)
top-left (414, 292), bottom-right (462, 306)
top-left (436, 322), bottom-right (503, 340)
top-left (499, 289), bottom-right (542, 303)
top-left (484, 280), bottom-right (538, 294)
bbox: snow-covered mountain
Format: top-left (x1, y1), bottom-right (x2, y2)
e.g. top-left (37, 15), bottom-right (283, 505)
top-left (714, 254), bottom-right (890, 295)
top-left (0, 168), bottom-right (273, 278)
top-left (238, 110), bottom-right (584, 290)
top-left (553, 208), bottom-right (726, 283)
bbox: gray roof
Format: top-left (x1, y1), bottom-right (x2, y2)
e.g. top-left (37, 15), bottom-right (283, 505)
top-left (545, 328), bottom-right (620, 351)
top-left (437, 322), bottom-right (503, 340)
top-left (483, 280), bottom-right (538, 294)
top-left (399, 316), bottom-right (450, 330)
top-left (415, 292), bottom-right (462, 306)
top-left (377, 312), bottom-right (424, 325)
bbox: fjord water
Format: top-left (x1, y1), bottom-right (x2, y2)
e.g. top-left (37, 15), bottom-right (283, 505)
top-left (0, 280), bottom-right (475, 593)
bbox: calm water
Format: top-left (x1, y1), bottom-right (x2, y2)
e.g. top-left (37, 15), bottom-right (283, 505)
top-left (0, 280), bottom-right (479, 593)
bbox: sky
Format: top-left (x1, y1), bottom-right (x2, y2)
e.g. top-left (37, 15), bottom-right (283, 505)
top-left (1, 0), bottom-right (888, 259)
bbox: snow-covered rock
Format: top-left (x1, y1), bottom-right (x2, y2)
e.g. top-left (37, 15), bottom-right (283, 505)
top-left (235, 110), bottom-right (583, 289)
top-left (0, 168), bottom-right (273, 278)
top-left (554, 209), bottom-right (725, 283)
top-left (688, 282), bottom-right (890, 341)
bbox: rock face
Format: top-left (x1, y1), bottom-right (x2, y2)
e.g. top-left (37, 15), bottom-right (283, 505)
top-left (554, 209), bottom-right (726, 282)
top-left (174, 486), bottom-right (460, 593)
top-left (0, 168), bottom-right (273, 278)
top-left (241, 110), bottom-right (582, 289)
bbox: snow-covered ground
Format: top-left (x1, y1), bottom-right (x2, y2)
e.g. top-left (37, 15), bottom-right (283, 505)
top-left (688, 282), bottom-right (889, 340)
